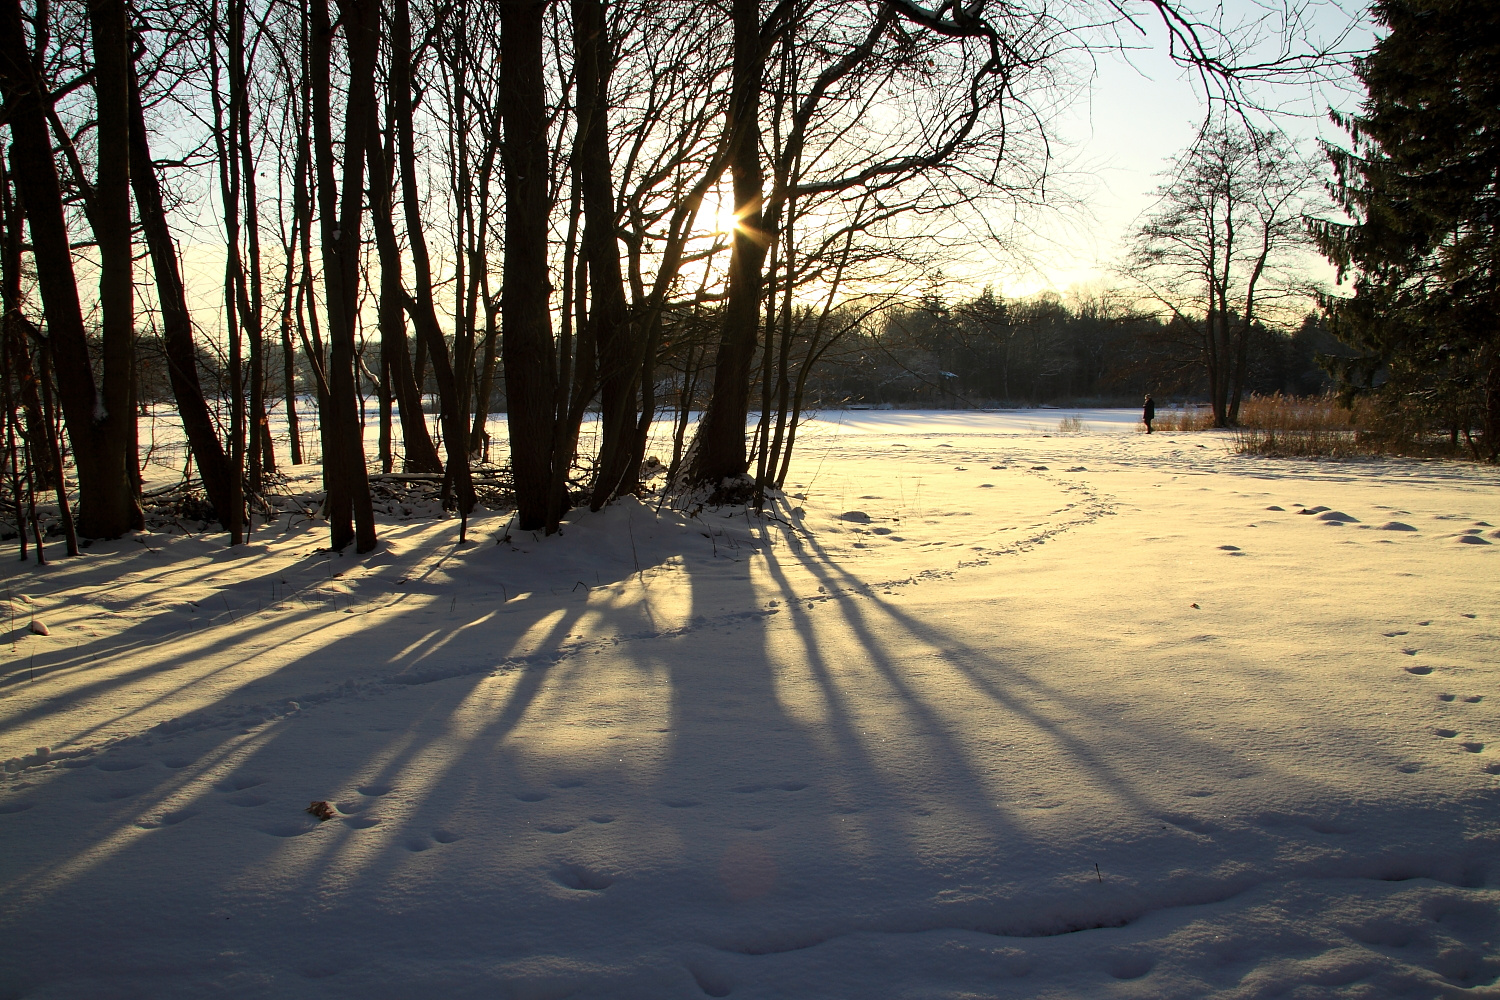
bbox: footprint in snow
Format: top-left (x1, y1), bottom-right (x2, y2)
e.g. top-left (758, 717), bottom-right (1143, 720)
top-left (356, 783), bottom-right (393, 797)
top-left (1379, 522), bottom-right (1418, 531)
top-left (1455, 534), bottom-right (1492, 545)
top-left (1461, 742), bottom-right (1485, 754)
top-left (215, 774), bottom-right (267, 792)
top-left (1435, 728), bottom-right (1459, 739)
top-left (552, 864), bottom-right (613, 891)
top-left (135, 808), bottom-right (197, 830)
top-left (1406, 665), bottom-right (1434, 675)
top-left (96, 758), bottom-right (147, 772)
top-left (227, 793), bottom-right (270, 807)
top-left (260, 819), bottom-right (321, 838)
top-left (344, 815), bottom-right (381, 830)
top-left (1384, 630), bottom-right (1409, 637)
top-left (515, 791), bottom-right (550, 803)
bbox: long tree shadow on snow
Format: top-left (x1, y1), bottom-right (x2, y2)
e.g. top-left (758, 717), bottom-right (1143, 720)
top-left (2, 498), bottom-right (1494, 996)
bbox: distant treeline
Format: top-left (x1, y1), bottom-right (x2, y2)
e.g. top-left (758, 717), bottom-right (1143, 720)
top-left (699, 290), bottom-right (1356, 411)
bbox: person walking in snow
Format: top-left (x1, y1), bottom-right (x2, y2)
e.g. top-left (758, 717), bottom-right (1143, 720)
top-left (1143, 393), bottom-right (1156, 433)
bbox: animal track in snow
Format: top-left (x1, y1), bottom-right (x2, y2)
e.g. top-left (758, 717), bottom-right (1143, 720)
top-left (356, 783), bottom-right (393, 797)
top-left (215, 774), bottom-right (267, 792)
top-left (227, 793), bottom-right (270, 807)
top-left (1460, 742), bottom-right (1485, 754)
top-left (344, 815), bottom-right (381, 829)
top-left (135, 808), bottom-right (197, 829)
top-left (260, 819), bottom-right (320, 838)
top-left (1434, 729), bottom-right (1459, 739)
top-left (432, 829), bottom-right (461, 843)
top-left (552, 864), bottom-right (614, 891)
top-left (96, 758), bottom-right (146, 772)
top-left (1406, 665), bottom-right (1434, 675)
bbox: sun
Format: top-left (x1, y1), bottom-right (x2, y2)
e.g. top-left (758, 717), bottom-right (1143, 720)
top-left (701, 190), bottom-right (742, 235)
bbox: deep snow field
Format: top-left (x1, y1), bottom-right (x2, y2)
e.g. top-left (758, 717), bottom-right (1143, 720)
top-left (1, 409), bottom-right (1497, 999)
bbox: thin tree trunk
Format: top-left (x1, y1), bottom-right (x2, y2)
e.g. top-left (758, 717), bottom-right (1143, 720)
top-left (574, 0), bottom-right (635, 511)
top-left (393, 0), bottom-right (473, 510)
top-left (127, 56), bottom-right (236, 527)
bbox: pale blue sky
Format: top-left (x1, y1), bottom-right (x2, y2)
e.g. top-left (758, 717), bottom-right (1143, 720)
top-left (983, 0), bottom-right (1371, 299)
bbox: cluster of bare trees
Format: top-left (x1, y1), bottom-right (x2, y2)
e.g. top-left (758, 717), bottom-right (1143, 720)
top-left (0, 0), bottom-right (1344, 556)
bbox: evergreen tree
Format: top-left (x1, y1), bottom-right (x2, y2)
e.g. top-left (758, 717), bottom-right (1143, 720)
top-left (1314, 0), bottom-right (1500, 459)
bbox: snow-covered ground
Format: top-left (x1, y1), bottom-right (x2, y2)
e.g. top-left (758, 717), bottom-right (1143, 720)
top-left (2, 410), bottom-right (1497, 999)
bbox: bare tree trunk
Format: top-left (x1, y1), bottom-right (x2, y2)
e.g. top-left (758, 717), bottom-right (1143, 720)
top-left (393, 0), bottom-right (473, 510)
top-left (574, 0), bottom-right (635, 510)
top-left (690, 0), bottom-right (767, 488)
top-left (312, 0), bottom-right (378, 552)
top-left (499, 0), bottom-right (557, 532)
top-left (127, 50), bottom-right (236, 529)
top-left (1, 0), bottom-right (139, 539)
top-left (366, 104), bottom-right (442, 474)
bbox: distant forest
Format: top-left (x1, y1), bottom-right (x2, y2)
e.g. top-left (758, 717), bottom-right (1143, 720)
top-left (128, 289), bottom-right (1347, 418)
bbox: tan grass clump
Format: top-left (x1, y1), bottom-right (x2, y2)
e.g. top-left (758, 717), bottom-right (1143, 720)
top-left (1232, 394), bottom-right (1381, 458)
top-left (1057, 415), bottom-right (1087, 433)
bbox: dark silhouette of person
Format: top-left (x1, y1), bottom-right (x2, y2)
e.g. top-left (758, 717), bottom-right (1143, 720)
top-left (1143, 393), bottom-right (1156, 433)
